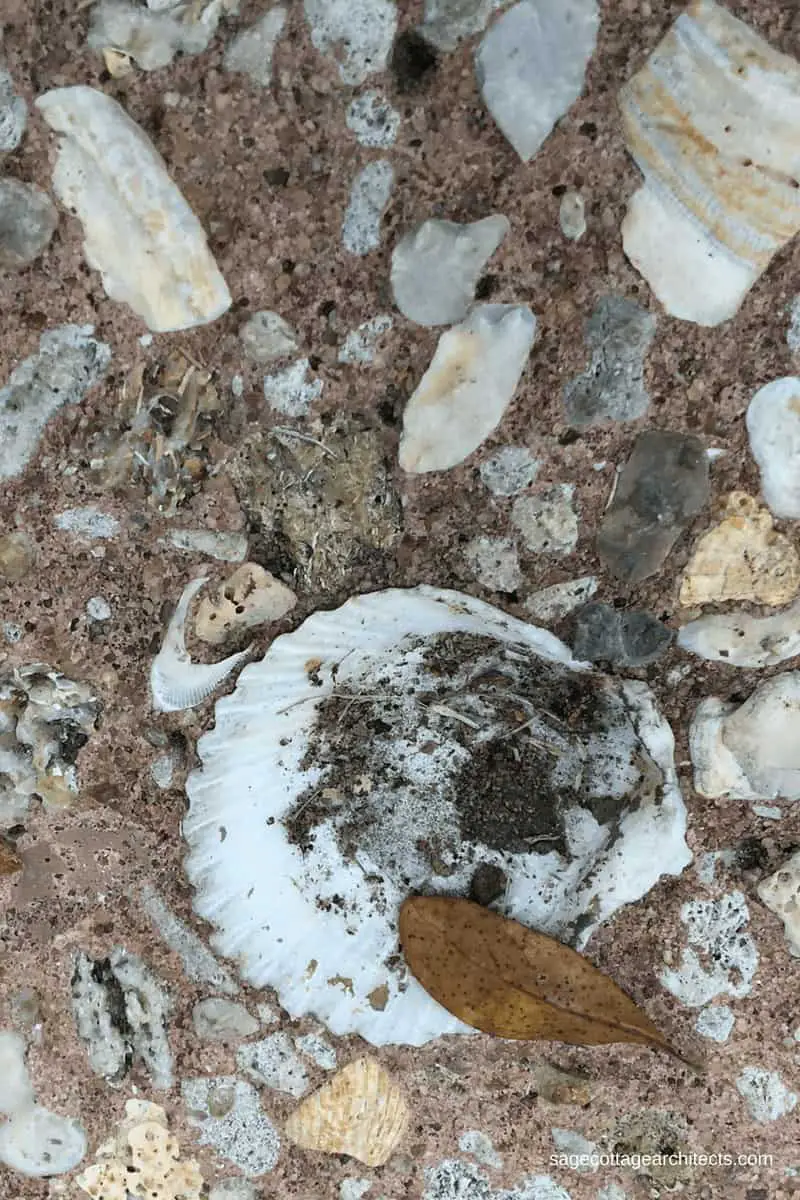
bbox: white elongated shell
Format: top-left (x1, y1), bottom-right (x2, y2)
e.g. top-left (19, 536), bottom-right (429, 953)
top-left (399, 304), bottom-right (537, 473)
top-left (619, 0), bottom-right (800, 325)
top-left (36, 86), bottom-right (231, 332)
top-left (183, 586), bottom-right (690, 1046)
top-left (284, 1058), bottom-right (408, 1167)
top-left (150, 577), bottom-right (251, 712)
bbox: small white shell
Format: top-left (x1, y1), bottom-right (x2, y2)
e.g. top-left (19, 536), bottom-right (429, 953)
top-left (183, 586), bottom-right (690, 1046)
top-left (150, 577), bottom-right (251, 712)
top-left (284, 1058), bottom-right (408, 1167)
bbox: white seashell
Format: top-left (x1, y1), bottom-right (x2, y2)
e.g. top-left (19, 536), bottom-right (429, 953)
top-left (399, 304), bottom-right (537, 473)
top-left (619, 0), bottom-right (800, 326)
top-left (475, 0), bottom-right (599, 162)
top-left (183, 585), bottom-right (690, 1045)
top-left (690, 674), bottom-right (800, 801)
top-left (746, 377), bottom-right (800, 518)
top-left (390, 215), bottom-right (510, 327)
top-left (36, 86), bottom-right (231, 333)
top-left (757, 850), bottom-right (800, 957)
top-left (284, 1058), bottom-right (408, 1167)
top-left (677, 599), bottom-right (800, 669)
top-left (150, 577), bottom-right (251, 713)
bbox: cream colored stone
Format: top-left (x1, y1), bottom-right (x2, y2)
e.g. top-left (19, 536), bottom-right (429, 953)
top-left (679, 492), bottom-right (800, 607)
top-left (36, 86), bottom-right (231, 332)
top-left (76, 1099), bottom-right (203, 1200)
top-left (758, 850), bottom-right (800, 957)
top-left (195, 563), bottom-right (297, 645)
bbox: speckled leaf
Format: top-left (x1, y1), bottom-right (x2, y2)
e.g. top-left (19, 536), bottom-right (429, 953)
top-left (399, 896), bottom-right (676, 1053)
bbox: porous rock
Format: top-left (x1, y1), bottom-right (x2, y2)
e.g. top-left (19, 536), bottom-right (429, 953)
top-left (194, 563), bottom-right (297, 645)
top-left (679, 492), bottom-right (800, 607)
top-left (563, 295), bottom-right (656, 427)
top-left (598, 430), bottom-right (709, 583)
top-left (511, 484), bottom-right (578, 555)
top-left (390, 215), bottom-right (509, 327)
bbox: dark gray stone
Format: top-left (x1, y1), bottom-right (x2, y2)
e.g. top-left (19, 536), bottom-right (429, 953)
top-left (0, 178), bottom-right (58, 270)
top-left (572, 602), bottom-right (672, 667)
top-left (598, 430), bottom-right (710, 583)
top-left (563, 295), bottom-right (656, 427)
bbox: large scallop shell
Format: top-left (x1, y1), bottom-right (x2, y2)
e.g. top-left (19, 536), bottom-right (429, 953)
top-left (284, 1057), bottom-right (408, 1167)
top-left (182, 586), bottom-right (690, 1045)
top-left (619, 0), bottom-right (800, 326)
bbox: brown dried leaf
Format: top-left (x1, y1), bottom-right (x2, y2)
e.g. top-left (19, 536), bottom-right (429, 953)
top-left (399, 896), bottom-right (678, 1057)
top-left (0, 838), bottom-right (22, 876)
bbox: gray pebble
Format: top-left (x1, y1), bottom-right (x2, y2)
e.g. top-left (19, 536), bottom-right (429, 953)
top-left (0, 68), bottom-right (27, 152)
top-left (598, 431), bottom-right (709, 584)
top-left (563, 295), bottom-right (656, 427)
top-left (572, 602), bottom-right (672, 667)
top-left (0, 179), bottom-right (58, 270)
top-left (192, 998), bottom-right (259, 1043)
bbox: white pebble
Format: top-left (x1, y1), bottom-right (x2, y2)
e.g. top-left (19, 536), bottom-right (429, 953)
top-left (342, 161), bottom-right (394, 256)
top-left (346, 91), bottom-right (400, 148)
top-left (263, 359), bottom-right (323, 417)
top-left (86, 596), bottom-right (112, 621)
top-left (479, 445), bottom-right (539, 496)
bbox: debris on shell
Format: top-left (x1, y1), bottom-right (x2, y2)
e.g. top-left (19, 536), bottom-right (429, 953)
top-left (223, 5), bottom-right (287, 86)
top-left (304, 0), bottom-right (397, 85)
top-left (679, 492), bottom-right (800, 607)
top-left (511, 484), bottom-right (578, 556)
top-left (0, 664), bottom-right (101, 833)
top-left (183, 586), bottom-right (690, 1045)
top-left (284, 1057), bottom-right (409, 1167)
top-left (399, 304), bottom-right (537, 473)
top-left (562, 295), bottom-right (656, 428)
top-left (240, 311), bottom-right (299, 363)
top-left (76, 1098), bottom-right (203, 1200)
top-left (690, 674), bottom-right (800, 801)
top-left (0, 67), bottom-right (27, 152)
top-left (558, 190), bottom-right (586, 241)
top-left (36, 86), bottom-right (232, 332)
top-left (88, 0), bottom-right (239, 71)
top-left (390, 215), bottom-right (510, 327)
top-left (757, 850), bottom-right (800, 957)
top-left (0, 178), bottom-right (58, 270)
top-left (619, 0), bottom-right (800, 326)
top-left (523, 576), bottom-right (598, 624)
top-left (598, 430), bottom-right (710, 584)
top-left (475, 0), bottom-right (599, 162)
top-left (0, 324), bottom-right (111, 482)
top-left (194, 564), bottom-right (297, 646)
top-left (746, 377), bottom-right (800, 519)
top-left (342, 160), bottom-right (395, 256)
top-left (677, 600), bottom-right (800, 669)
top-left (150, 576), bottom-right (251, 713)
top-left (346, 91), bottom-right (400, 148)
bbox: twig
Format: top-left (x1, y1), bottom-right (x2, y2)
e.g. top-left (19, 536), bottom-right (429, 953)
top-left (270, 427), bottom-right (339, 459)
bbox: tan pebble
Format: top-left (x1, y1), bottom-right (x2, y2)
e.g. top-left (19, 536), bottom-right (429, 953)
top-left (0, 532), bottom-right (35, 581)
top-left (679, 492), bottom-right (800, 607)
top-left (194, 563), bottom-right (297, 645)
top-left (284, 1056), bottom-right (409, 1167)
top-left (0, 838), bottom-right (22, 876)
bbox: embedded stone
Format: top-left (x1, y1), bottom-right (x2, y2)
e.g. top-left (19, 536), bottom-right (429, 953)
top-left (598, 430), bottom-right (710, 583)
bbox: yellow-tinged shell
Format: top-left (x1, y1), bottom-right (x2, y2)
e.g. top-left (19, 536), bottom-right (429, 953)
top-left (284, 1057), bottom-right (409, 1167)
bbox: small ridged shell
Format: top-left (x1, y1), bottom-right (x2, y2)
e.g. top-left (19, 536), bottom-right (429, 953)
top-left (284, 1057), bottom-right (408, 1167)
